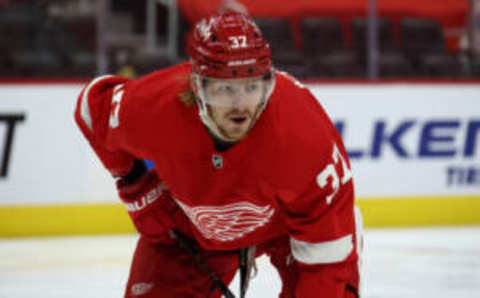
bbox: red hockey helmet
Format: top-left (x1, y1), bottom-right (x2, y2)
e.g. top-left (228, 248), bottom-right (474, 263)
top-left (189, 11), bottom-right (273, 79)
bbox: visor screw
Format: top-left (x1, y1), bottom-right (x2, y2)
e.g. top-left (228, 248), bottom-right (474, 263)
top-left (232, 70), bottom-right (238, 77)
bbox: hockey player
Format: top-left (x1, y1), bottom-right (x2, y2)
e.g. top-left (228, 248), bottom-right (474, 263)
top-left (74, 11), bottom-right (363, 298)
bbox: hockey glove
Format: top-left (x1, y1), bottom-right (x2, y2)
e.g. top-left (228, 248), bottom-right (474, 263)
top-left (117, 170), bottom-right (178, 240)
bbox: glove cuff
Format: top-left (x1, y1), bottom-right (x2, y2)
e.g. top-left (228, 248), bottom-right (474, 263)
top-left (117, 159), bottom-right (147, 186)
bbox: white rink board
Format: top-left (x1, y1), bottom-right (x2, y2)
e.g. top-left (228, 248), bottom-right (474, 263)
top-left (0, 84), bottom-right (118, 205)
top-left (0, 83), bottom-right (478, 205)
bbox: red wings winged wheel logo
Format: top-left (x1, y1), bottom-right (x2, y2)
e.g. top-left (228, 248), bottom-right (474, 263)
top-left (176, 200), bottom-right (275, 242)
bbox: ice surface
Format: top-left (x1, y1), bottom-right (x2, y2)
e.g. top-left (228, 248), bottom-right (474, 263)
top-left (1, 227), bottom-right (479, 298)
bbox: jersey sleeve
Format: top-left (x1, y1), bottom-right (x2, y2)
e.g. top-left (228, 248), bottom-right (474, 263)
top-left (74, 74), bottom-right (186, 241)
top-left (74, 73), bottom-right (162, 175)
top-left (74, 63), bottom-right (191, 163)
top-left (74, 75), bottom-right (138, 176)
top-left (274, 84), bottom-right (362, 297)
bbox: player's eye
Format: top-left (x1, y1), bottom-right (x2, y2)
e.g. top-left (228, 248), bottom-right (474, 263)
top-left (218, 85), bottom-right (237, 94)
top-left (245, 83), bottom-right (259, 92)
top-left (215, 85), bottom-right (227, 93)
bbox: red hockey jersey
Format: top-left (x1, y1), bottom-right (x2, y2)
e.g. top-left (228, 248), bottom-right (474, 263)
top-left (75, 62), bottom-right (361, 297)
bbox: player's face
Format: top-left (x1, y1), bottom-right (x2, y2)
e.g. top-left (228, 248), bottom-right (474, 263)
top-left (204, 77), bottom-right (266, 141)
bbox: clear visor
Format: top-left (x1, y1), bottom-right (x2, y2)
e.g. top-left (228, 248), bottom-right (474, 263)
top-left (196, 76), bottom-right (272, 108)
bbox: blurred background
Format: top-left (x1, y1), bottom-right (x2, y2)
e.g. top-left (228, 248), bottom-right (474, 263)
top-left (0, 0), bottom-right (479, 79)
top-left (0, 1), bottom-right (479, 297)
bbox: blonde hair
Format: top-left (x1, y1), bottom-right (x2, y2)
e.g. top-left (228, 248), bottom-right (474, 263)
top-left (179, 89), bottom-right (196, 107)
top-left (177, 73), bottom-right (197, 107)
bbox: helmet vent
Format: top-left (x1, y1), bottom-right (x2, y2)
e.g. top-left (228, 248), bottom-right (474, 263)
top-left (210, 35), bottom-right (217, 42)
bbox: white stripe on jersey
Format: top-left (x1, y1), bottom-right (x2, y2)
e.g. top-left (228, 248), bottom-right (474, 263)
top-left (80, 75), bottom-right (114, 130)
top-left (290, 233), bottom-right (353, 264)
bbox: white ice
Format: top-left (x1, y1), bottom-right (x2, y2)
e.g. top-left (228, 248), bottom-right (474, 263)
top-left (1, 227), bottom-right (479, 298)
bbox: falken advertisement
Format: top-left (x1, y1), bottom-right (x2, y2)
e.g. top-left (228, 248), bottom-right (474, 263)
top-left (0, 83), bottom-right (478, 205)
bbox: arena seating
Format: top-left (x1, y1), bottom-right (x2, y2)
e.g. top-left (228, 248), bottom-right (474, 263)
top-left (0, 0), bottom-right (476, 79)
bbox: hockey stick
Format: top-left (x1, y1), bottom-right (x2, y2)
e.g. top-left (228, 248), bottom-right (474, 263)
top-left (346, 284), bottom-right (360, 298)
top-left (239, 249), bottom-right (248, 298)
top-left (170, 230), bottom-right (236, 298)
top-left (239, 246), bottom-right (257, 298)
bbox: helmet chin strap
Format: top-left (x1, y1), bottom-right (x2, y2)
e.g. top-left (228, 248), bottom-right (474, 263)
top-left (191, 73), bottom-right (276, 143)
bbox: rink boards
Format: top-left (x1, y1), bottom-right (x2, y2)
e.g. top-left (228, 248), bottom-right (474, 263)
top-left (0, 81), bottom-right (479, 237)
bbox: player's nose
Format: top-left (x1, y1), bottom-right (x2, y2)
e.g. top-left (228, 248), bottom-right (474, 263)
top-left (230, 91), bottom-right (249, 108)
